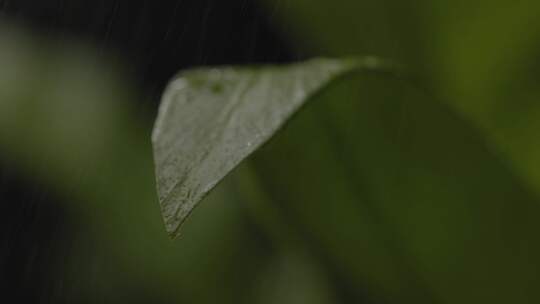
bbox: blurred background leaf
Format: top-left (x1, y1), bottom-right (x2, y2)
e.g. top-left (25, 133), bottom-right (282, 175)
top-left (261, 0), bottom-right (540, 193)
top-left (245, 71), bottom-right (540, 303)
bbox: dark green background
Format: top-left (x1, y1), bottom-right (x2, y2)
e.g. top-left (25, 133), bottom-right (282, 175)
top-left (1, 0), bottom-right (540, 303)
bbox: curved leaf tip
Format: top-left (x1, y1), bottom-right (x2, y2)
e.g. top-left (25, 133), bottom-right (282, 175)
top-left (152, 57), bottom-right (393, 238)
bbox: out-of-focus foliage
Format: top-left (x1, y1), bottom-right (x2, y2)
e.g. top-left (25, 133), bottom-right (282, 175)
top-left (261, 0), bottom-right (540, 193)
top-left (249, 72), bottom-right (540, 303)
top-left (0, 25), bottom-right (324, 303)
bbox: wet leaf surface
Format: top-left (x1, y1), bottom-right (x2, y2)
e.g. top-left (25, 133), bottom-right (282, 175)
top-left (152, 57), bottom-right (390, 236)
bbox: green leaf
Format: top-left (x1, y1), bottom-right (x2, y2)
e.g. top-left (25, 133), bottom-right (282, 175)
top-left (152, 57), bottom-right (392, 237)
top-left (153, 57), bottom-right (540, 302)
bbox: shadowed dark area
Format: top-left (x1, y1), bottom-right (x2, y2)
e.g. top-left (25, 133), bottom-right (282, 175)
top-left (0, 0), bottom-right (295, 302)
top-left (0, 164), bottom-right (70, 303)
top-left (1, 0), bottom-right (296, 100)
